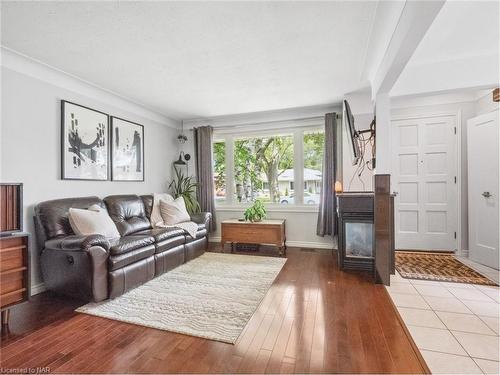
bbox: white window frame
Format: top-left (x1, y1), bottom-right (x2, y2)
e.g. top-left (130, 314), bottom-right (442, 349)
top-left (213, 122), bottom-right (324, 212)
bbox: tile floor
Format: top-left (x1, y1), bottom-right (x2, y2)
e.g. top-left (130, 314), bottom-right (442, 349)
top-left (386, 261), bottom-right (500, 374)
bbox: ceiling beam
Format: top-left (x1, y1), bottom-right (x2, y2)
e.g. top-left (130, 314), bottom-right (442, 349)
top-left (371, 0), bottom-right (445, 98)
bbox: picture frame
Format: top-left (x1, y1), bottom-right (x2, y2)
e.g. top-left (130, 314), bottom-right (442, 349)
top-left (61, 100), bottom-right (110, 181)
top-left (111, 117), bottom-right (145, 181)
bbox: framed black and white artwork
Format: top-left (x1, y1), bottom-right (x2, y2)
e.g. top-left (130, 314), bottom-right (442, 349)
top-left (111, 117), bottom-right (145, 181)
top-left (61, 100), bottom-right (109, 180)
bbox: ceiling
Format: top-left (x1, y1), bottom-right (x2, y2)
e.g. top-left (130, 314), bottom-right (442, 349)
top-left (392, 0), bottom-right (500, 96)
top-left (1, 1), bottom-right (378, 120)
top-left (408, 0), bottom-right (498, 65)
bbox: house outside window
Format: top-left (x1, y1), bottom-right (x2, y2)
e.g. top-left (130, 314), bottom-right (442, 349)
top-left (211, 125), bottom-right (324, 207)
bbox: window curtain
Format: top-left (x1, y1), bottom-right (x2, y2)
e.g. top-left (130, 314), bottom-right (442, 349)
top-left (194, 126), bottom-right (217, 232)
top-left (316, 113), bottom-right (337, 236)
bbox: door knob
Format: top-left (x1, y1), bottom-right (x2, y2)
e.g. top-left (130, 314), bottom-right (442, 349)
top-left (482, 191), bottom-right (492, 198)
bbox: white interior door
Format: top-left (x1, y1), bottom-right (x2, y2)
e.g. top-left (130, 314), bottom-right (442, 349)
top-left (392, 115), bottom-right (457, 250)
top-left (468, 111), bottom-right (499, 270)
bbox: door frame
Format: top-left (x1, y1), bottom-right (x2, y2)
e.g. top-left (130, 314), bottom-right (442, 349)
top-left (391, 110), bottom-right (462, 254)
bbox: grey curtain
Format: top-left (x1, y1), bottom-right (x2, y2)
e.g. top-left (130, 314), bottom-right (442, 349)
top-left (194, 126), bottom-right (217, 232)
top-left (316, 113), bottom-right (337, 236)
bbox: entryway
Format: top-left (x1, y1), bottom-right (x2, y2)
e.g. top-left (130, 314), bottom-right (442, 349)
top-left (392, 114), bottom-right (458, 251)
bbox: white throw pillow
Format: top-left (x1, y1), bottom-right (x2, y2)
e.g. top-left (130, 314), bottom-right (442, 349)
top-left (68, 207), bottom-right (120, 239)
top-left (88, 204), bottom-right (103, 212)
top-left (159, 197), bottom-right (190, 225)
top-left (151, 193), bottom-right (174, 227)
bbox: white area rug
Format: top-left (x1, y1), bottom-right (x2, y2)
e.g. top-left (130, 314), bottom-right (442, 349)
top-left (76, 252), bottom-right (286, 343)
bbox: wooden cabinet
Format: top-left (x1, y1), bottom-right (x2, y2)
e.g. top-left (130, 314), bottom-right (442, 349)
top-left (221, 219), bottom-right (286, 256)
top-left (0, 233), bottom-right (30, 324)
top-left (0, 183), bottom-right (23, 234)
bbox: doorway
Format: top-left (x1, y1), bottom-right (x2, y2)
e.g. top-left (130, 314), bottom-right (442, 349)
top-left (392, 114), bottom-right (458, 251)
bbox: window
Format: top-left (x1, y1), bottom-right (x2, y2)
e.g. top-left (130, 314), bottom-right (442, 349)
top-left (234, 135), bottom-right (293, 203)
top-left (303, 130), bottom-right (325, 204)
top-left (212, 126), bottom-right (325, 207)
top-left (213, 140), bottom-right (226, 202)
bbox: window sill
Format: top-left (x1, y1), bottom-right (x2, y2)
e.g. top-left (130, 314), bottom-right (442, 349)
top-left (214, 204), bottom-right (320, 213)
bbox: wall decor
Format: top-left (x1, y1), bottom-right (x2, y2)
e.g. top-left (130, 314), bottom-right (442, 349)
top-left (61, 100), bottom-right (109, 180)
top-left (111, 117), bottom-right (144, 181)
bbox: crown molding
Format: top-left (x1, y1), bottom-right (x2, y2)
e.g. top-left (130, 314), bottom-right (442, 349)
top-left (1, 46), bottom-right (181, 128)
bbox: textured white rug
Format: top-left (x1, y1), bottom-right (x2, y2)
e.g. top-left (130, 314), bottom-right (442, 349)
top-left (76, 252), bottom-right (286, 343)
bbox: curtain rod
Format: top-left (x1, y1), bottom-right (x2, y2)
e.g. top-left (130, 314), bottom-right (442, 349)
top-left (188, 113), bottom-right (340, 131)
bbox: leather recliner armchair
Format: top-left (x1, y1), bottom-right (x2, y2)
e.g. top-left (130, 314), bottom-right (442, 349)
top-left (34, 195), bottom-right (211, 302)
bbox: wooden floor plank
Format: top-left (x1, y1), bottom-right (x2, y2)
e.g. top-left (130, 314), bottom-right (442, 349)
top-left (0, 248), bottom-right (427, 374)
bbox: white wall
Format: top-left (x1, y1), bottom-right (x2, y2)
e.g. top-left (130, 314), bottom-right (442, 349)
top-left (213, 209), bottom-right (332, 249)
top-left (342, 92), bottom-right (375, 192)
top-left (182, 104), bottom-right (340, 249)
top-left (1, 65), bottom-right (180, 292)
top-left (342, 112), bottom-right (374, 192)
top-left (475, 89), bottom-right (500, 116)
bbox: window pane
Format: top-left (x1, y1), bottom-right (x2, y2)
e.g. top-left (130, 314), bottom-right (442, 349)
top-left (234, 135), bottom-right (294, 204)
top-left (303, 130), bottom-right (324, 205)
top-left (213, 141), bottom-right (226, 202)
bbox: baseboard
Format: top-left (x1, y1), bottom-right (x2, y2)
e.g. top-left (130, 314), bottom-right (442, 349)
top-left (208, 236), bottom-right (334, 250)
top-left (285, 241), bottom-right (333, 250)
top-left (31, 282), bottom-right (47, 296)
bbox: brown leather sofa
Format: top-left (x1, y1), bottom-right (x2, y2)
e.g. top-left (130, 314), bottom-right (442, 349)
top-left (34, 194), bottom-right (211, 302)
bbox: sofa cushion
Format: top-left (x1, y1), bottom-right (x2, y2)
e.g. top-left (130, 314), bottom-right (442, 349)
top-left (108, 244), bottom-right (155, 271)
top-left (134, 227), bottom-right (185, 242)
top-left (104, 195), bottom-right (151, 236)
top-left (68, 207), bottom-right (120, 239)
top-left (156, 236), bottom-right (186, 254)
top-left (109, 235), bottom-right (155, 255)
top-left (140, 195), bottom-right (154, 220)
top-left (35, 196), bottom-right (105, 240)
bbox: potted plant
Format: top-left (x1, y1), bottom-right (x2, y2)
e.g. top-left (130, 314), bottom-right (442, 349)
top-left (244, 200), bottom-right (267, 222)
top-left (168, 168), bottom-right (200, 214)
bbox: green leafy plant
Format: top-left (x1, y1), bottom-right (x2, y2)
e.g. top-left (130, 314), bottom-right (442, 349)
top-left (244, 200), bottom-right (267, 222)
top-left (169, 168), bottom-right (200, 214)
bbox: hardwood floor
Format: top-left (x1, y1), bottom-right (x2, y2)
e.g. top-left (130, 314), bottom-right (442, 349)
top-left (0, 248), bottom-right (427, 373)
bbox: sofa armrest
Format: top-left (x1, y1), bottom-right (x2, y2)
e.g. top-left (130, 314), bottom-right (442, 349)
top-left (190, 212), bottom-right (212, 228)
top-left (41, 234), bottom-right (110, 302)
top-left (45, 234), bottom-right (110, 252)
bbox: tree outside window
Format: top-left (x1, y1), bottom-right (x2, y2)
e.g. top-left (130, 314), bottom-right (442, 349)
top-left (234, 135), bottom-right (293, 203)
top-left (213, 141), bottom-right (226, 202)
top-left (303, 130), bottom-right (325, 198)
top-left (212, 128), bottom-right (325, 206)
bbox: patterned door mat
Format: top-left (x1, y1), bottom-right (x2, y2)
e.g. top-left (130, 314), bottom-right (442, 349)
top-left (395, 251), bottom-right (498, 286)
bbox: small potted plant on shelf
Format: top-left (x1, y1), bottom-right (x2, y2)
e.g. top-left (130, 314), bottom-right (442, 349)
top-left (244, 200), bottom-right (266, 222)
